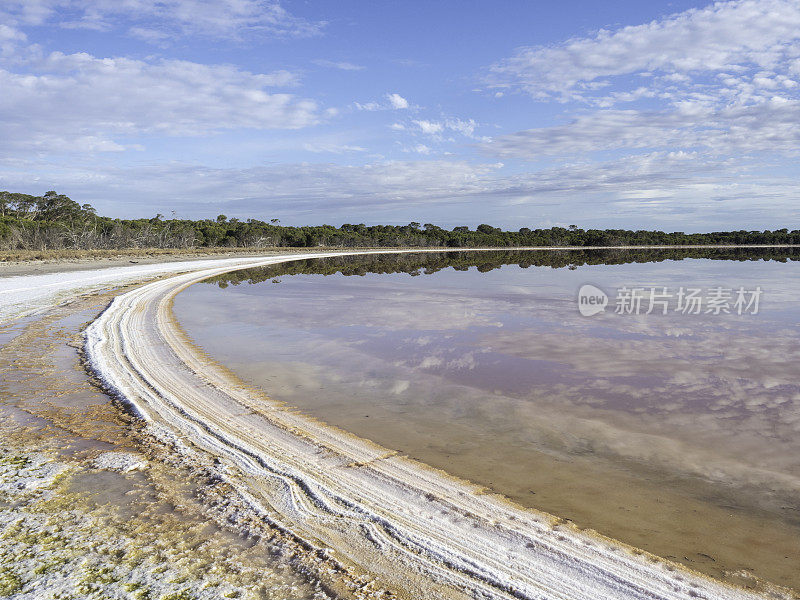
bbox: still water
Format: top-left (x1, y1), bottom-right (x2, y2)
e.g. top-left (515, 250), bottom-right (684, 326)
top-left (173, 249), bottom-right (800, 591)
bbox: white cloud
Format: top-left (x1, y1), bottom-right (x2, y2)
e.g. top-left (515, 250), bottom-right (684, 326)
top-left (0, 159), bottom-right (500, 216)
top-left (127, 26), bottom-right (173, 45)
top-left (0, 0), bottom-right (323, 42)
top-left (444, 118), bottom-right (478, 138)
top-left (489, 0), bottom-right (800, 103)
top-left (391, 116), bottom-right (485, 153)
top-left (0, 24), bottom-right (26, 56)
top-left (353, 101), bottom-right (383, 111)
top-left (408, 144), bottom-right (432, 155)
top-left (480, 0), bottom-right (800, 217)
top-left (0, 24), bottom-right (26, 43)
top-left (0, 50), bottom-right (318, 155)
top-left (4, 151), bottom-right (797, 230)
top-left (313, 59), bottom-right (364, 71)
top-left (387, 93), bottom-right (409, 109)
top-left (354, 93), bottom-right (412, 112)
top-left (302, 142), bottom-right (367, 154)
top-left (414, 120), bottom-right (444, 135)
top-left (396, 117), bottom-right (482, 143)
top-left (485, 99), bottom-right (800, 158)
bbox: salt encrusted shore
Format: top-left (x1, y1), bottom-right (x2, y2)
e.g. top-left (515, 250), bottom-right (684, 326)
top-left (0, 254), bottom-right (281, 323)
top-left (0, 447), bottom-right (331, 600)
top-left (79, 252), bottom-right (776, 600)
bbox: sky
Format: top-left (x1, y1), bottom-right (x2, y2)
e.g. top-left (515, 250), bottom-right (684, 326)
top-left (1, 0), bottom-right (799, 231)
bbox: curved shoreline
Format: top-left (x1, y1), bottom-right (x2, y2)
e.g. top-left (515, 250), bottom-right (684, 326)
top-left (83, 251), bottom-right (774, 600)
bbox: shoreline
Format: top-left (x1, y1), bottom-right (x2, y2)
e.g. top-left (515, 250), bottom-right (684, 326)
top-left (83, 250), bottom-right (777, 600)
top-left (1, 243), bottom-right (797, 278)
top-left (4, 244), bottom-right (793, 323)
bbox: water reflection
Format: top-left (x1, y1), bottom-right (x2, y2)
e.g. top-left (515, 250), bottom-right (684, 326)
top-left (174, 249), bottom-right (800, 590)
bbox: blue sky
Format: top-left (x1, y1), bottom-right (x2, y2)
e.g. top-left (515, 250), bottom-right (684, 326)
top-left (1, 0), bottom-right (799, 230)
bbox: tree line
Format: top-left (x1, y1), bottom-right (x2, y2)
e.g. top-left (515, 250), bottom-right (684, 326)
top-left (2, 190), bottom-right (799, 252)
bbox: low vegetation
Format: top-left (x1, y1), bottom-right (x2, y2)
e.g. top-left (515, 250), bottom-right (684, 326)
top-left (2, 190), bottom-right (799, 253)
